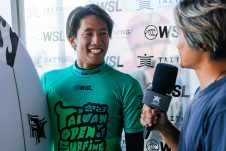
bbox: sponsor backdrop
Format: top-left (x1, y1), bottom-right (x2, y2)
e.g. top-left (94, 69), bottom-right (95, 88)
top-left (23, 0), bottom-right (199, 151)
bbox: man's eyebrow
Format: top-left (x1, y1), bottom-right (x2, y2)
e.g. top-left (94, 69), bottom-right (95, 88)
top-left (83, 27), bottom-right (108, 32)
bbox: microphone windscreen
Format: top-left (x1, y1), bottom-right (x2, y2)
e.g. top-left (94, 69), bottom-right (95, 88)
top-left (152, 63), bottom-right (178, 94)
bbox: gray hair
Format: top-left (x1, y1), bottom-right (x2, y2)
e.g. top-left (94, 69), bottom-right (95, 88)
top-left (175, 0), bottom-right (226, 60)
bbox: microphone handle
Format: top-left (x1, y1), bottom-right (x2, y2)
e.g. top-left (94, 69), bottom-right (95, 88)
top-left (143, 126), bottom-right (154, 139)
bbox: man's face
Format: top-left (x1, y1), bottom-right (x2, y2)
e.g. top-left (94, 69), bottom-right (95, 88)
top-left (176, 29), bottom-right (204, 69)
top-left (70, 15), bottom-right (109, 69)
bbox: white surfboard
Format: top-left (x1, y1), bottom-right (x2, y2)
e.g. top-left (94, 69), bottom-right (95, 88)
top-left (0, 16), bottom-right (52, 151)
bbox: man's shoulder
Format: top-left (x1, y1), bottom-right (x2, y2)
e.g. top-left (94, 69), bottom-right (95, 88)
top-left (106, 64), bottom-right (130, 76)
top-left (41, 65), bottom-right (72, 86)
top-left (105, 64), bottom-right (139, 84)
top-left (43, 65), bottom-right (72, 77)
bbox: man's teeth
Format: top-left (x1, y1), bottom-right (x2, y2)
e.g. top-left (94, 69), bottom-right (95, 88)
top-left (90, 49), bottom-right (102, 53)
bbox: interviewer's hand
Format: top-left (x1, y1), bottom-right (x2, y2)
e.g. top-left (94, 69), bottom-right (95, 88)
top-left (140, 104), bottom-right (169, 131)
top-left (140, 104), bottom-right (179, 151)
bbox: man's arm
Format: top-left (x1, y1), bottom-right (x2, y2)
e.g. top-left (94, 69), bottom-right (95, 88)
top-left (125, 132), bottom-right (144, 151)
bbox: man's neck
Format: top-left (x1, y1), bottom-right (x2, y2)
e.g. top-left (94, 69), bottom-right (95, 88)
top-left (195, 60), bottom-right (226, 89)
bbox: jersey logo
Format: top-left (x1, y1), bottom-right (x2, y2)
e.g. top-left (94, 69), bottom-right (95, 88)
top-left (74, 85), bottom-right (92, 91)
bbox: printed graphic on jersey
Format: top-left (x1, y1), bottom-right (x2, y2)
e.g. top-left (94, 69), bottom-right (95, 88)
top-left (54, 101), bottom-right (109, 151)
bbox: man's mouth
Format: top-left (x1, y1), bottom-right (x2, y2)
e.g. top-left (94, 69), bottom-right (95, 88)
top-left (89, 48), bottom-right (102, 54)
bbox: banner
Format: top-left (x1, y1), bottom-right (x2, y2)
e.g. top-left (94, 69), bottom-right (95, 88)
top-left (23, 0), bottom-right (199, 150)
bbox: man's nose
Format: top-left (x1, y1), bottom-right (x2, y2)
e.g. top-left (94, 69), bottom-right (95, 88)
top-left (91, 33), bottom-right (101, 44)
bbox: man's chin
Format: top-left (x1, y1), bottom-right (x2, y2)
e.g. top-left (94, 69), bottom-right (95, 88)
top-left (90, 60), bottom-right (105, 66)
top-left (180, 62), bottom-right (185, 68)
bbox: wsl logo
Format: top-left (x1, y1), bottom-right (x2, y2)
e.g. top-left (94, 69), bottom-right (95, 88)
top-left (146, 139), bottom-right (171, 151)
top-left (146, 84), bottom-right (190, 98)
top-left (157, 0), bottom-right (178, 9)
top-left (144, 25), bottom-right (158, 40)
top-left (43, 30), bottom-right (65, 42)
top-left (105, 56), bottom-right (123, 67)
top-left (88, 0), bottom-right (123, 12)
top-left (74, 85), bottom-right (92, 91)
top-left (146, 139), bottom-right (159, 151)
top-left (144, 25), bottom-right (178, 40)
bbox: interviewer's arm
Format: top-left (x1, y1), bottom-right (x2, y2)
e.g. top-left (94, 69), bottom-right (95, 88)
top-left (140, 104), bottom-right (179, 151)
top-left (158, 119), bottom-right (179, 151)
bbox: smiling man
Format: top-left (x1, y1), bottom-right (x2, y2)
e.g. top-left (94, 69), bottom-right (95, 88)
top-left (41, 4), bottom-right (144, 151)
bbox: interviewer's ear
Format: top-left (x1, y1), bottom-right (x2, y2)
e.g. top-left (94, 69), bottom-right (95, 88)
top-left (197, 43), bottom-right (209, 51)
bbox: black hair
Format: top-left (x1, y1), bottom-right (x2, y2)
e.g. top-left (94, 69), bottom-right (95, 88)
top-left (66, 4), bottom-right (114, 39)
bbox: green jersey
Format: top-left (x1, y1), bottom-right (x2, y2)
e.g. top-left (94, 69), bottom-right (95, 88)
top-left (41, 63), bottom-right (144, 151)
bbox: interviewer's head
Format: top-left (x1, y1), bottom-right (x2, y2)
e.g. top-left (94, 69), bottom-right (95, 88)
top-left (175, 0), bottom-right (226, 60)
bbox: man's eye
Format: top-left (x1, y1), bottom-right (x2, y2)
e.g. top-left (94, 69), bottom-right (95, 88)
top-left (101, 32), bottom-right (108, 36)
top-left (84, 32), bottom-right (92, 36)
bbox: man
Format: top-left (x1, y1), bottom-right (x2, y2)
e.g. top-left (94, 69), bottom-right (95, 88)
top-left (140, 0), bottom-right (226, 151)
top-left (41, 4), bottom-right (144, 151)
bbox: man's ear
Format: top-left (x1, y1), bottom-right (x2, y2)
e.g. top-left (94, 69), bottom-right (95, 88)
top-left (68, 36), bottom-right (77, 49)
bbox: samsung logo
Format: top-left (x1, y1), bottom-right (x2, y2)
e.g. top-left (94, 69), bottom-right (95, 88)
top-left (112, 29), bottom-right (131, 38)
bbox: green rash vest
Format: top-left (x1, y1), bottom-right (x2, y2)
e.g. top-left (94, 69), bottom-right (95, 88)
top-left (41, 63), bottom-right (144, 151)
